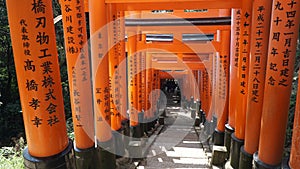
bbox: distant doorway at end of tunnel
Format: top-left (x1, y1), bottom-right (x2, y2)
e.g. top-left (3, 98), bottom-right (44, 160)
top-left (161, 78), bottom-right (181, 107)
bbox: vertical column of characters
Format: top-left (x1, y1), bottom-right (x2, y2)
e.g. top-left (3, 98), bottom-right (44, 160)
top-left (107, 4), bottom-right (122, 131)
top-left (201, 70), bottom-right (207, 116)
top-left (231, 1), bottom-right (253, 167)
top-left (141, 51), bottom-right (147, 112)
top-left (6, 0), bottom-right (69, 157)
top-left (146, 53), bottom-right (154, 121)
top-left (235, 0), bottom-right (253, 141)
top-left (212, 52), bottom-right (218, 119)
top-left (127, 33), bottom-right (138, 127)
top-left (215, 30), bottom-right (230, 141)
top-left (207, 54), bottom-right (213, 121)
top-left (60, 0), bottom-right (94, 150)
top-left (116, 11), bottom-right (127, 122)
top-left (256, 0), bottom-right (300, 167)
top-left (137, 52), bottom-right (142, 114)
top-left (228, 9), bottom-right (241, 130)
top-left (243, 0), bottom-right (272, 161)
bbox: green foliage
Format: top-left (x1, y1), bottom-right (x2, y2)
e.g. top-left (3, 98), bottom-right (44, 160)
top-left (0, 137), bottom-right (25, 169)
top-left (0, 0), bottom-right (24, 147)
top-left (0, 0), bottom-right (72, 148)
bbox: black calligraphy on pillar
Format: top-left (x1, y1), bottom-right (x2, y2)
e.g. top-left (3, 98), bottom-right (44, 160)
top-left (267, 0), bottom-right (297, 87)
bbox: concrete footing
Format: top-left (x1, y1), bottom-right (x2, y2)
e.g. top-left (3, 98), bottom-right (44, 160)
top-left (230, 134), bottom-right (244, 168)
top-left (211, 145), bottom-right (228, 166)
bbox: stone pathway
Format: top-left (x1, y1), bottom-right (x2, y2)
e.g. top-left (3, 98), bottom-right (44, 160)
top-left (138, 107), bottom-right (211, 169)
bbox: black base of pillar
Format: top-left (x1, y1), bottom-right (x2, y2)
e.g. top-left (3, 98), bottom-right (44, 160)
top-left (253, 152), bottom-right (281, 169)
top-left (230, 133), bottom-right (244, 169)
top-left (200, 111), bottom-right (206, 124)
top-left (130, 125), bottom-right (142, 138)
top-left (225, 124), bottom-right (234, 158)
top-left (96, 138), bottom-right (116, 169)
top-left (23, 140), bottom-right (75, 169)
top-left (138, 112), bottom-right (145, 137)
top-left (74, 145), bottom-right (97, 169)
top-left (121, 119), bottom-right (130, 149)
top-left (146, 117), bottom-right (156, 131)
top-left (112, 129), bottom-right (125, 157)
top-left (191, 109), bottom-right (196, 119)
top-left (239, 146), bottom-right (253, 169)
top-left (213, 129), bottom-right (225, 146)
top-left (159, 116), bottom-right (164, 125)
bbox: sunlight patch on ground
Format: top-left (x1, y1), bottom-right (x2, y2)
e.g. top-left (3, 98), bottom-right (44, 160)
top-left (166, 147), bottom-right (206, 158)
top-left (173, 157), bottom-right (209, 165)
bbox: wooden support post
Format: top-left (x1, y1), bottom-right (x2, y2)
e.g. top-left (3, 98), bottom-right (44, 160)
top-left (226, 8), bottom-right (241, 156)
top-left (107, 4), bottom-right (122, 133)
top-left (254, 0), bottom-right (300, 167)
top-left (6, 0), bottom-right (74, 168)
top-left (89, 0), bottom-right (116, 167)
top-left (151, 69), bottom-right (158, 126)
top-left (214, 30), bottom-right (230, 146)
top-left (60, 0), bottom-right (96, 167)
top-left (201, 70), bottom-right (208, 117)
top-left (127, 32), bottom-right (140, 137)
top-left (137, 49), bottom-right (144, 137)
top-left (107, 4), bottom-right (126, 157)
top-left (140, 51), bottom-right (147, 134)
top-left (290, 71), bottom-right (300, 168)
top-left (145, 53), bottom-right (153, 127)
top-left (207, 55), bottom-right (214, 121)
top-left (240, 0), bottom-right (272, 168)
top-left (230, 0), bottom-right (253, 168)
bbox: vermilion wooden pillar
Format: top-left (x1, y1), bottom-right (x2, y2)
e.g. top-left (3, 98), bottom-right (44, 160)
top-left (225, 9), bottom-right (241, 154)
top-left (240, 0), bottom-right (272, 168)
top-left (207, 55), bottom-right (214, 121)
top-left (107, 4), bottom-right (127, 157)
top-left (127, 32), bottom-right (141, 136)
top-left (254, 0), bottom-right (300, 168)
top-left (60, 0), bottom-right (96, 167)
top-left (145, 53), bottom-right (153, 124)
top-left (90, 0), bottom-right (116, 167)
top-left (152, 69), bottom-right (158, 125)
top-left (116, 11), bottom-right (128, 124)
top-left (231, 0), bottom-right (253, 168)
top-left (290, 71), bottom-right (300, 168)
top-left (6, 0), bottom-right (73, 168)
top-left (107, 4), bottom-right (121, 132)
top-left (214, 30), bottom-right (230, 146)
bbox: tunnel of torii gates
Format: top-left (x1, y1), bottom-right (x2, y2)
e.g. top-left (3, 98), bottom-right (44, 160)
top-left (4, 0), bottom-right (300, 168)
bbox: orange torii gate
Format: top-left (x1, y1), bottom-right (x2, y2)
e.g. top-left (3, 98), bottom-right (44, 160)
top-left (125, 8), bottom-right (228, 139)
